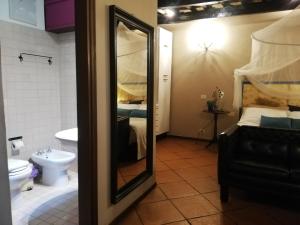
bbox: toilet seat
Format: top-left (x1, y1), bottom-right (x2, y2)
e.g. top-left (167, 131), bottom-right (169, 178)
top-left (8, 159), bottom-right (31, 177)
top-left (9, 165), bottom-right (32, 177)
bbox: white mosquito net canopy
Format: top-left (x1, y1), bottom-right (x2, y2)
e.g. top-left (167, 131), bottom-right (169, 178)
top-left (233, 5), bottom-right (300, 109)
top-left (117, 22), bottom-right (147, 98)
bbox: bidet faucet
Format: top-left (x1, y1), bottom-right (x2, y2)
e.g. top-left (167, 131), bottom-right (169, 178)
top-left (47, 146), bottom-right (52, 153)
top-left (36, 150), bottom-right (45, 155)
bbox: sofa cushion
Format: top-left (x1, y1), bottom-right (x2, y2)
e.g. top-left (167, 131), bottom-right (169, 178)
top-left (291, 170), bottom-right (300, 182)
top-left (230, 160), bottom-right (289, 179)
top-left (236, 139), bottom-right (289, 167)
top-left (290, 146), bottom-right (300, 182)
top-left (291, 119), bottom-right (300, 130)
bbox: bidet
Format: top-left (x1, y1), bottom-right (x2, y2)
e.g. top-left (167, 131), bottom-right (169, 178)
top-left (31, 149), bottom-right (76, 186)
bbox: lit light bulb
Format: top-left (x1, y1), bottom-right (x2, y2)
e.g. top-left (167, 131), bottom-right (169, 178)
top-left (165, 9), bottom-right (175, 18)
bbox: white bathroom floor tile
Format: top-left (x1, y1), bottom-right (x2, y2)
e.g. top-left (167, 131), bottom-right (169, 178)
top-left (12, 171), bottom-right (78, 225)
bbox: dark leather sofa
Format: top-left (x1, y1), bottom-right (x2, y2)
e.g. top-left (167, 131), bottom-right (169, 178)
top-left (218, 125), bottom-right (300, 202)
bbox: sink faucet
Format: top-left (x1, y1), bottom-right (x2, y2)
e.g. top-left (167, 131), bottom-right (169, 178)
top-left (47, 146), bottom-right (52, 153)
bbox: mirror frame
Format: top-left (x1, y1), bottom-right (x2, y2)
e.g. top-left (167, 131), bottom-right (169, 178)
top-left (109, 5), bottom-right (154, 204)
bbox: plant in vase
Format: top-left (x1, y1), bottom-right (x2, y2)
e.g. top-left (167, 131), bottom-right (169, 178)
top-left (207, 87), bottom-right (224, 111)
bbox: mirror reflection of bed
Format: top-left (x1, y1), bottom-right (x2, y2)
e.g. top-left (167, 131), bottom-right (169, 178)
top-left (116, 21), bottom-right (148, 190)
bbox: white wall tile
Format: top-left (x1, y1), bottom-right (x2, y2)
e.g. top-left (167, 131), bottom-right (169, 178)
top-left (58, 32), bottom-right (77, 130)
top-left (0, 21), bottom-right (77, 162)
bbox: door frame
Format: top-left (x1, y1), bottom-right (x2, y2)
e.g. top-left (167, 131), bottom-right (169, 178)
top-left (75, 0), bottom-right (98, 224)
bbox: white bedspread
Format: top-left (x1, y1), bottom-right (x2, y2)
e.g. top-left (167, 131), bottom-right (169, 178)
top-left (129, 118), bottom-right (147, 160)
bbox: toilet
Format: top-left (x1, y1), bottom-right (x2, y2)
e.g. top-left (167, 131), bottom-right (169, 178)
top-left (8, 159), bottom-right (33, 208)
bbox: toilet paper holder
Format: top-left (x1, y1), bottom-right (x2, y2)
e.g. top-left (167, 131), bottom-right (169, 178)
top-left (8, 136), bottom-right (24, 156)
top-left (8, 136), bottom-right (23, 142)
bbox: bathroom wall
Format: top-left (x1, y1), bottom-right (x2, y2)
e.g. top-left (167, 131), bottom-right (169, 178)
top-left (58, 32), bottom-right (77, 130)
top-left (0, 44), bottom-right (13, 225)
top-left (0, 20), bottom-right (77, 161)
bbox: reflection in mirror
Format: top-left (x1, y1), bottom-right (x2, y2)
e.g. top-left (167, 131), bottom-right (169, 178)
top-left (110, 5), bottom-right (154, 204)
top-left (116, 21), bottom-right (148, 190)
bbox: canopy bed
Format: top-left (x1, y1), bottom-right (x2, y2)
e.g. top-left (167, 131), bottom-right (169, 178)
top-left (218, 6), bottom-right (300, 202)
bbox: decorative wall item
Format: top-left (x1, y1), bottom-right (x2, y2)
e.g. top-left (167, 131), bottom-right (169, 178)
top-left (9, 0), bottom-right (37, 25)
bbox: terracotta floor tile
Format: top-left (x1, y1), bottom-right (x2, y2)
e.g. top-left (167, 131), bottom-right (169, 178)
top-left (139, 187), bottom-right (167, 204)
top-left (172, 195), bottom-right (219, 219)
top-left (164, 159), bottom-right (194, 170)
top-left (189, 214), bottom-right (235, 225)
top-left (203, 191), bottom-right (251, 212)
top-left (156, 160), bottom-right (170, 171)
top-left (157, 152), bottom-right (181, 161)
top-left (200, 165), bottom-right (218, 178)
top-left (118, 173), bottom-right (126, 189)
top-left (159, 181), bottom-right (198, 199)
top-left (161, 146), bottom-right (185, 154)
top-left (167, 220), bottom-right (190, 225)
top-left (187, 177), bottom-right (219, 193)
top-left (185, 156), bottom-right (217, 167)
top-left (226, 207), bottom-right (280, 225)
top-left (174, 150), bottom-right (201, 159)
top-left (156, 170), bottom-right (183, 184)
top-left (117, 209), bottom-right (143, 225)
top-left (122, 175), bottom-right (136, 183)
top-left (136, 200), bottom-right (184, 225)
top-left (174, 167), bottom-right (210, 180)
top-left (119, 161), bottom-right (146, 176)
top-left (153, 138), bottom-right (300, 225)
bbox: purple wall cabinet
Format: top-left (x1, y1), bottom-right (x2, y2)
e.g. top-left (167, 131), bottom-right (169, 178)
top-left (45, 0), bottom-right (75, 33)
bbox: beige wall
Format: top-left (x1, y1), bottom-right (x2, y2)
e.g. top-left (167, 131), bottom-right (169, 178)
top-left (162, 11), bottom-right (289, 139)
top-left (95, 1), bottom-right (157, 225)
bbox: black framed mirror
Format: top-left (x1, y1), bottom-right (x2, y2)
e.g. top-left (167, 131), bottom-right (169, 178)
top-left (109, 5), bottom-right (154, 204)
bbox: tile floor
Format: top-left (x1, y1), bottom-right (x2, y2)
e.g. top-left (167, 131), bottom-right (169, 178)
top-left (117, 137), bottom-right (300, 225)
top-left (12, 172), bottom-right (78, 225)
top-left (118, 159), bottom-right (147, 189)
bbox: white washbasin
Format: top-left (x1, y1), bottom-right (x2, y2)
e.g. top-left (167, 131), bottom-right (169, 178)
top-left (55, 128), bottom-right (78, 142)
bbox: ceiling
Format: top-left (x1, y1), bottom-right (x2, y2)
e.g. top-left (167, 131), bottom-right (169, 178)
top-left (158, 0), bottom-right (300, 24)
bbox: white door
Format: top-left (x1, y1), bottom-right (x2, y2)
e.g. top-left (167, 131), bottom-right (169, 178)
top-left (157, 27), bottom-right (173, 135)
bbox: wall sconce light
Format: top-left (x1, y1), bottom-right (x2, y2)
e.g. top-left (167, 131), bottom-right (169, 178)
top-left (187, 20), bottom-right (228, 53)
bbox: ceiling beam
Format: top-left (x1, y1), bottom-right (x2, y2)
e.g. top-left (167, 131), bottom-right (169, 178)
top-left (158, 0), bottom-right (300, 24)
top-left (158, 0), bottom-right (220, 8)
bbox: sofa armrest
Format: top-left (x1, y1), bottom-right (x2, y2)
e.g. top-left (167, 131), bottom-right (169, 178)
top-left (220, 124), bottom-right (239, 137)
top-left (218, 124), bottom-right (239, 184)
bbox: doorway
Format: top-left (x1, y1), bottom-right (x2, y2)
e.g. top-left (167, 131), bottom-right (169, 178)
top-left (0, 0), bottom-right (98, 224)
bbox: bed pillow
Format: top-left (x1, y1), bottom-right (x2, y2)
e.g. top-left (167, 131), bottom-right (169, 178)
top-left (288, 111), bottom-right (300, 119)
top-left (291, 119), bottom-right (300, 129)
top-left (238, 107), bottom-right (288, 127)
top-left (139, 104), bottom-right (147, 110)
top-left (288, 105), bottom-right (300, 111)
top-left (260, 116), bottom-right (291, 129)
top-left (130, 109), bottom-right (147, 118)
top-left (129, 100), bottom-right (143, 104)
top-left (118, 103), bottom-right (141, 110)
top-left (248, 104), bottom-right (289, 110)
top-left (117, 108), bottom-right (132, 117)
